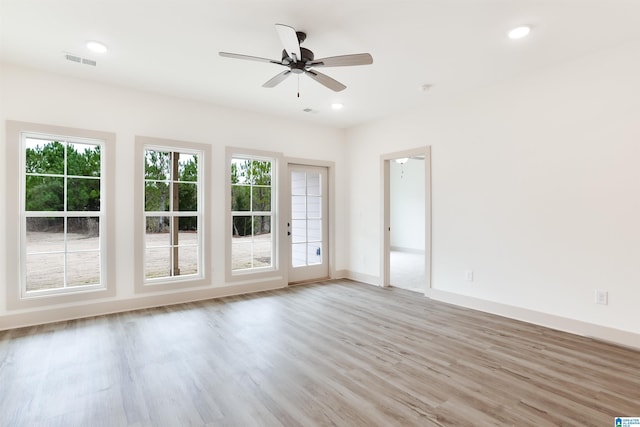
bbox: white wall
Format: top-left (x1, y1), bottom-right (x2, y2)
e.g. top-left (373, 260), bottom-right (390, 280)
top-left (390, 158), bottom-right (425, 251)
top-left (0, 64), bottom-right (347, 326)
top-left (346, 40), bottom-right (640, 347)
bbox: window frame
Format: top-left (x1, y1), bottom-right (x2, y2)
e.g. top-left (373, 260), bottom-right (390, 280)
top-left (226, 147), bottom-right (283, 282)
top-left (5, 121), bottom-right (116, 309)
top-left (134, 136), bottom-right (212, 293)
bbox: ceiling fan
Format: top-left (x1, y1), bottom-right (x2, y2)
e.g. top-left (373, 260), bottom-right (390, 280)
top-left (219, 24), bottom-right (373, 92)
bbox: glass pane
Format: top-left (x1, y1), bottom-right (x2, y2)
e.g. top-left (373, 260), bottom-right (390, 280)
top-left (291, 195), bottom-right (306, 220)
top-left (25, 138), bottom-right (64, 175)
top-left (67, 143), bottom-right (101, 177)
top-left (145, 150), bottom-right (171, 180)
top-left (145, 247), bottom-right (171, 279)
top-left (307, 244), bottom-right (322, 265)
top-left (253, 240), bottom-right (272, 268)
top-left (177, 182), bottom-right (197, 211)
top-left (26, 253), bottom-right (64, 291)
top-left (231, 158), bottom-right (250, 184)
top-left (291, 171), bottom-right (306, 196)
top-left (232, 216), bottom-right (252, 237)
top-left (232, 242), bottom-right (252, 270)
top-left (308, 219), bottom-right (322, 242)
top-left (178, 216), bottom-right (198, 244)
top-left (146, 217), bottom-right (170, 247)
top-left (291, 219), bottom-right (306, 243)
top-left (291, 243), bottom-right (306, 268)
top-left (307, 196), bottom-right (321, 219)
top-left (254, 216), bottom-right (270, 237)
top-left (177, 245), bottom-right (198, 276)
top-left (252, 187), bottom-right (271, 212)
top-left (177, 153), bottom-right (198, 182)
top-left (231, 185), bottom-right (250, 211)
top-left (67, 217), bottom-right (100, 251)
top-left (26, 217), bottom-right (64, 253)
top-left (307, 172), bottom-right (321, 196)
top-left (25, 175), bottom-right (64, 211)
top-left (67, 251), bottom-right (101, 286)
top-left (250, 160), bottom-right (271, 186)
top-left (145, 181), bottom-right (170, 211)
top-left (67, 178), bottom-right (100, 211)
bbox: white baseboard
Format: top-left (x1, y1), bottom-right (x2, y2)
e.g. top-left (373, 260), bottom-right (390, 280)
top-left (427, 288), bottom-right (640, 350)
top-left (346, 270), bottom-right (381, 286)
top-left (332, 269), bottom-right (349, 279)
top-left (390, 246), bottom-right (425, 254)
top-left (344, 275), bottom-right (640, 350)
top-left (0, 280), bottom-right (286, 331)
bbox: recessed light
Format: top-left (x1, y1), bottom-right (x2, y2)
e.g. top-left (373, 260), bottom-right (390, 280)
top-left (508, 26), bottom-right (531, 40)
top-left (86, 40), bottom-right (108, 53)
top-left (331, 103), bottom-right (343, 110)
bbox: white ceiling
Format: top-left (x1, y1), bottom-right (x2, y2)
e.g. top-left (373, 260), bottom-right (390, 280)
top-left (2, 0), bottom-right (640, 128)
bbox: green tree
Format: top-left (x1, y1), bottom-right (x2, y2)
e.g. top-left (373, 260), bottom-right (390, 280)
top-left (25, 141), bottom-right (101, 212)
top-left (231, 159), bottom-right (271, 236)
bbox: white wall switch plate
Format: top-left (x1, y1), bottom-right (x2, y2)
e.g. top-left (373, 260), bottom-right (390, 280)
top-left (595, 290), bottom-right (608, 305)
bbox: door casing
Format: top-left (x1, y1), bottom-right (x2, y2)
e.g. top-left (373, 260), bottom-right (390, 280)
top-left (380, 147), bottom-right (432, 294)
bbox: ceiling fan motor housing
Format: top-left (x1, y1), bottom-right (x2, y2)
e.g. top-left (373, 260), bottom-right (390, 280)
top-left (282, 47), bottom-right (314, 73)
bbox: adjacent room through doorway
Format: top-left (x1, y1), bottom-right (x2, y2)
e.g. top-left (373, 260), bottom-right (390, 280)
top-left (389, 156), bottom-right (426, 292)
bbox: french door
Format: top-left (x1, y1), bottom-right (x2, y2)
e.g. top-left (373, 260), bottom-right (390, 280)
top-left (288, 165), bottom-right (329, 283)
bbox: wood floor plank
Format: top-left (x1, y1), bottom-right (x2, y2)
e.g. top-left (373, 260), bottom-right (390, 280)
top-left (1, 280), bottom-right (639, 426)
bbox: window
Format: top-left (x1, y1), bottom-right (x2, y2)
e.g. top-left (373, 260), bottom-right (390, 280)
top-left (3, 120), bottom-right (117, 307)
top-left (134, 136), bottom-right (210, 292)
top-left (143, 147), bottom-right (202, 282)
top-left (22, 134), bottom-right (104, 295)
top-left (230, 156), bottom-right (274, 272)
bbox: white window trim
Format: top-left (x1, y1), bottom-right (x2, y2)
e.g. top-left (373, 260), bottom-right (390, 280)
top-left (5, 121), bottom-right (116, 309)
top-left (225, 147), bottom-right (284, 283)
top-left (134, 136), bottom-right (212, 293)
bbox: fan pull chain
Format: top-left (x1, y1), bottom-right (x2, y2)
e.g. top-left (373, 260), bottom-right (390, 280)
top-left (297, 75), bottom-right (300, 98)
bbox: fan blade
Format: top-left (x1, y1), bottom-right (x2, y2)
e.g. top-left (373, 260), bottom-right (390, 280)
top-left (219, 52), bottom-right (282, 65)
top-left (304, 70), bottom-right (346, 92)
top-left (275, 24), bottom-right (301, 63)
top-left (262, 70), bottom-right (292, 88)
top-left (309, 53), bottom-right (373, 67)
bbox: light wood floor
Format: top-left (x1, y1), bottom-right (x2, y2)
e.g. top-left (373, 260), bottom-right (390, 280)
top-left (1, 280), bottom-right (638, 426)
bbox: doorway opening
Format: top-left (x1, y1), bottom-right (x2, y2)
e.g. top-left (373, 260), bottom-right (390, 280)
top-left (381, 147), bottom-right (431, 294)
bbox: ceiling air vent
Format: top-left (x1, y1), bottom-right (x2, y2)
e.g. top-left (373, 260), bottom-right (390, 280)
top-left (64, 53), bottom-right (97, 67)
top-left (65, 54), bottom-right (81, 63)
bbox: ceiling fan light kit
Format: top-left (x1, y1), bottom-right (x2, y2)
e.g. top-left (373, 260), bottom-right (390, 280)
top-left (219, 24), bottom-right (373, 93)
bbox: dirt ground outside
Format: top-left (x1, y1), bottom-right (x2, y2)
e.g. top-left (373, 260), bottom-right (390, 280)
top-left (25, 231), bottom-right (272, 291)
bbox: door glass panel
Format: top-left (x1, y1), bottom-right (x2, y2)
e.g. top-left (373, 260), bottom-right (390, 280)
top-left (307, 196), bottom-right (321, 219)
top-left (291, 243), bottom-right (306, 267)
top-left (308, 219), bottom-right (322, 241)
top-left (291, 171), bottom-right (306, 195)
top-left (291, 196), bottom-right (306, 219)
top-left (291, 219), bottom-right (306, 243)
top-left (307, 172), bottom-right (321, 196)
top-left (307, 244), bottom-right (322, 265)
top-left (291, 170), bottom-right (323, 269)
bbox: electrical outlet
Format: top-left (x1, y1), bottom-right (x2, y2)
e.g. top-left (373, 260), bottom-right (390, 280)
top-left (465, 271), bottom-right (474, 282)
top-left (595, 290), bottom-right (608, 305)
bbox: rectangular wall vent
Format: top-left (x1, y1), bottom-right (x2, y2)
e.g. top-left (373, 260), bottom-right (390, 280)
top-left (82, 58), bottom-right (96, 66)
